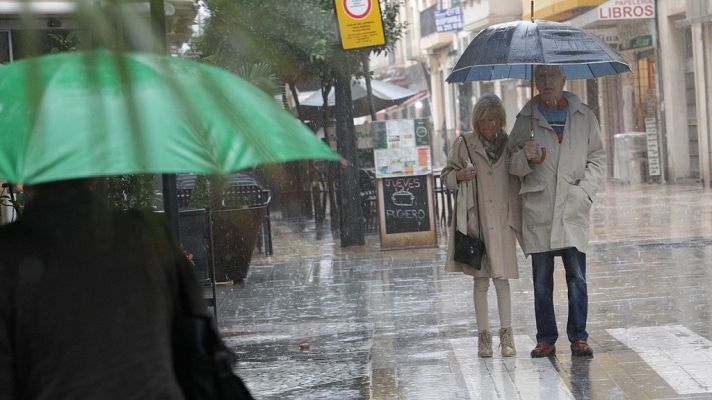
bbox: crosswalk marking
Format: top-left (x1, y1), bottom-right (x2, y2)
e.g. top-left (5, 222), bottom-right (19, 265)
top-left (450, 336), bottom-right (575, 400)
top-left (607, 325), bottom-right (712, 394)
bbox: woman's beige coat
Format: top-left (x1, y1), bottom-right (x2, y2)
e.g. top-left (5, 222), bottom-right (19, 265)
top-left (508, 92), bottom-right (606, 255)
top-left (441, 131), bottom-right (522, 279)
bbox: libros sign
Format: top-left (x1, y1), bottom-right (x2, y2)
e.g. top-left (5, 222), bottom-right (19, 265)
top-left (598, 0), bottom-right (655, 20)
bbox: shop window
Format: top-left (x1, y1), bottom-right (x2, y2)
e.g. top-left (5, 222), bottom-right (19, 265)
top-left (633, 50), bottom-right (656, 132)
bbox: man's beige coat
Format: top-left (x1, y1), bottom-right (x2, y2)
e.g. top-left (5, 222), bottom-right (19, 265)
top-left (508, 91), bottom-right (606, 255)
top-left (441, 132), bottom-right (522, 279)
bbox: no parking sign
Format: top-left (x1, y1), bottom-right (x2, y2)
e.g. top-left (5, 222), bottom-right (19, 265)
top-left (334, 0), bottom-right (386, 50)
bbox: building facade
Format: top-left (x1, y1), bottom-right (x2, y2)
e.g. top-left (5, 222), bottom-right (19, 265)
top-left (373, 0), bottom-right (712, 188)
top-left (0, 0), bottom-right (197, 63)
top-left (656, 0), bottom-right (712, 187)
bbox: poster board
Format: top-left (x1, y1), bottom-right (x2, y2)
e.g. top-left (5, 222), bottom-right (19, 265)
top-left (644, 117), bottom-right (661, 176)
top-left (377, 174), bottom-right (437, 250)
top-left (372, 118), bottom-right (432, 177)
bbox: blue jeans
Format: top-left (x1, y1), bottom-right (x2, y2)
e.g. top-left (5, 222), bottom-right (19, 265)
top-left (531, 248), bottom-right (588, 344)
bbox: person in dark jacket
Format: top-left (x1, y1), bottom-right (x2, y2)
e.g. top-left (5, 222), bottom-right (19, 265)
top-left (0, 178), bottom-right (209, 400)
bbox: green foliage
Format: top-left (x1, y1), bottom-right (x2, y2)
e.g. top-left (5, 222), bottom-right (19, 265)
top-left (193, 0), bottom-right (406, 97)
top-left (48, 32), bottom-right (78, 53)
top-left (187, 175), bottom-right (210, 209)
top-left (105, 175), bottom-right (156, 210)
top-left (377, 0), bottom-right (408, 56)
top-left (236, 62), bottom-right (280, 96)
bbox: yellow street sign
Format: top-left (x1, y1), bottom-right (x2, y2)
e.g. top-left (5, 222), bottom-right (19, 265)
top-left (334, 0), bottom-right (386, 50)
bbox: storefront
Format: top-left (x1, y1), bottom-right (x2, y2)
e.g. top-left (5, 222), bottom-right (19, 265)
top-left (564, 0), bottom-right (661, 182)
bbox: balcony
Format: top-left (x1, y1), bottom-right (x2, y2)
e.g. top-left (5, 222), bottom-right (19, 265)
top-left (420, 4), bottom-right (455, 51)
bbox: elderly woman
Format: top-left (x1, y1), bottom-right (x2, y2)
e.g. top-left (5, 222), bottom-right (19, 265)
top-left (441, 94), bottom-right (522, 357)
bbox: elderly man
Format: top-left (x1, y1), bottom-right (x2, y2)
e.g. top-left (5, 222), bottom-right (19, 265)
top-left (509, 65), bottom-right (606, 358)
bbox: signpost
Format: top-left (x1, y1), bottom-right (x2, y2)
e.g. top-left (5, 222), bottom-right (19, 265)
top-left (435, 7), bottom-right (463, 33)
top-left (597, 0), bottom-right (655, 21)
top-left (380, 175), bottom-right (432, 235)
top-left (333, 0), bottom-right (388, 247)
top-left (372, 119), bottom-right (437, 249)
top-left (334, 0), bottom-right (386, 50)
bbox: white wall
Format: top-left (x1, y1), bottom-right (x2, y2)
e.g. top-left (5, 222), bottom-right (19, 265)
top-left (657, 0), bottom-right (691, 181)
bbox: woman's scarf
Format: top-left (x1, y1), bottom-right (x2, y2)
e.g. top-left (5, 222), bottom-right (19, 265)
top-left (481, 130), bottom-right (507, 162)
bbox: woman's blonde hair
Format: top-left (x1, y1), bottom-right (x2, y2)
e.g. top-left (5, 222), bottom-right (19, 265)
top-left (471, 93), bottom-right (506, 135)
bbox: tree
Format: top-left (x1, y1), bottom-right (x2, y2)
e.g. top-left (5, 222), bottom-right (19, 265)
top-left (194, 0), bottom-right (405, 117)
top-left (193, 0), bottom-right (406, 244)
top-left (187, 175), bottom-right (210, 209)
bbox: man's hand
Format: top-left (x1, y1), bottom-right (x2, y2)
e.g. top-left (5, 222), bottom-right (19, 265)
top-left (523, 139), bottom-right (539, 161)
top-left (456, 164), bottom-right (477, 181)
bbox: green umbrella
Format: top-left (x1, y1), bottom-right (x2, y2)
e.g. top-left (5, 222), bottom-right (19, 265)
top-left (0, 49), bottom-right (340, 184)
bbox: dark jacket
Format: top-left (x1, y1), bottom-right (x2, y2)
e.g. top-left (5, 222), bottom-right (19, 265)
top-left (0, 187), bottom-right (207, 400)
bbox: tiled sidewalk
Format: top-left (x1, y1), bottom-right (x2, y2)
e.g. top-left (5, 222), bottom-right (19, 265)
top-left (217, 182), bottom-right (712, 400)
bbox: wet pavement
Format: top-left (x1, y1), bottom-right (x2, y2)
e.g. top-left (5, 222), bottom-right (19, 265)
top-left (215, 182), bottom-right (712, 400)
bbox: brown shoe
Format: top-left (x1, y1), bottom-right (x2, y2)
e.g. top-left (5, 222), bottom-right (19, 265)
top-left (571, 340), bottom-right (593, 357)
top-left (530, 342), bottom-right (556, 358)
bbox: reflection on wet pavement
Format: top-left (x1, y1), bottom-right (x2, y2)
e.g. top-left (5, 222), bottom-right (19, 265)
top-left (216, 183), bottom-right (712, 399)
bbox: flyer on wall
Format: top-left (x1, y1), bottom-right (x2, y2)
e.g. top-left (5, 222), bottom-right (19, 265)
top-left (372, 118), bottom-right (431, 178)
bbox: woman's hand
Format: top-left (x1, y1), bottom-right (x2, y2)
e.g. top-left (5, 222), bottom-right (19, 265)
top-left (456, 164), bottom-right (477, 181)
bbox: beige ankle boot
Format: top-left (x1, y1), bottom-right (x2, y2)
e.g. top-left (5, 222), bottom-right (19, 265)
top-left (499, 327), bottom-right (516, 357)
top-left (478, 330), bottom-right (493, 357)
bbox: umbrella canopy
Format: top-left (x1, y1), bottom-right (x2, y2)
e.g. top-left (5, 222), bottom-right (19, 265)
top-left (0, 50), bottom-right (340, 185)
top-left (298, 78), bottom-right (418, 120)
top-left (447, 20), bottom-right (631, 83)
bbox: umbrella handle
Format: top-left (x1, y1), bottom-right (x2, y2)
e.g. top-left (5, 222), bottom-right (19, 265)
top-left (528, 59), bottom-right (546, 164)
top-left (528, 131), bottom-right (547, 165)
top-left (532, 147), bottom-right (547, 164)
top-left (529, 92), bottom-right (547, 165)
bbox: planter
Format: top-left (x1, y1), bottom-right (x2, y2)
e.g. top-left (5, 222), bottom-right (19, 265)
top-left (176, 177), bottom-right (272, 282)
top-left (208, 206), bottom-right (267, 282)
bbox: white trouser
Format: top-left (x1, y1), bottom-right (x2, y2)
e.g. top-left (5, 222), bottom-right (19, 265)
top-left (473, 277), bottom-right (511, 331)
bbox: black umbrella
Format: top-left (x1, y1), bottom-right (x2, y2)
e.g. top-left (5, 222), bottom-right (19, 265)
top-left (447, 6), bottom-right (631, 164)
top-left (446, 19), bottom-right (631, 83)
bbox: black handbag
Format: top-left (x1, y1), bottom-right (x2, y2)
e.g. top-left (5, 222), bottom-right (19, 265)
top-left (454, 229), bottom-right (486, 270)
top-left (453, 136), bottom-right (486, 270)
top-left (172, 260), bottom-right (255, 400)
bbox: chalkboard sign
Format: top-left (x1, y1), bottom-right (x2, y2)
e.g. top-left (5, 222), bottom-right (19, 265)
top-left (377, 174), bottom-right (436, 250)
top-left (381, 175), bottom-right (431, 234)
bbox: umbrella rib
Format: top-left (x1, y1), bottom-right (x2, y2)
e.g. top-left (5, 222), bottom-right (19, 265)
top-left (535, 21), bottom-right (545, 68)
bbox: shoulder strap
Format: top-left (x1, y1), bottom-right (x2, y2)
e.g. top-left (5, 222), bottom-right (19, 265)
top-left (460, 135), bottom-right (475, 165)
top-left (459, 136), bottom-right (484, 239)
